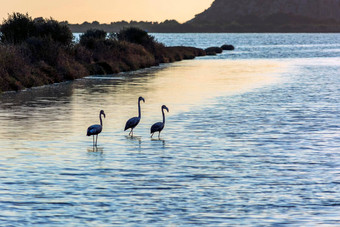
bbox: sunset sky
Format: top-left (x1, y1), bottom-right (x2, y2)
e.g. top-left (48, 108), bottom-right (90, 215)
top-left (0, 0), bottom-right (214, 24)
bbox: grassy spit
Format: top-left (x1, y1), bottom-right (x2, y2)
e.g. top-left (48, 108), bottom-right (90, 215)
top-left (0, 13), bottom-right (206, 93)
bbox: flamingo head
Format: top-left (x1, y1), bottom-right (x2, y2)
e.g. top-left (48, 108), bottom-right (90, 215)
top-left (139, 96), bottom-right (145, 103)
top-left (162, 105), bottom-right (169, 112)
top-left (100, 110), bottom-right (106, 118)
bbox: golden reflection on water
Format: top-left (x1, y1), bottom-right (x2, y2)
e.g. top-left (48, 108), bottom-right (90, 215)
top-left (0, 59), bottom-right (287, 143)
top-left (74, 59), bottom-right (286, 135)
top-left (144, 59), bottom-right (284, 110)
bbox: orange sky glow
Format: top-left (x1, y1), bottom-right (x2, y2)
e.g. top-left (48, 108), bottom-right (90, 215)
top-left (0, 0), bottom-right (214, 23)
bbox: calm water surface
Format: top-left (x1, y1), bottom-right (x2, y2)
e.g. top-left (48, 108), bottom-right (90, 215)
top-left (0, 34), bottom-right (340, 226)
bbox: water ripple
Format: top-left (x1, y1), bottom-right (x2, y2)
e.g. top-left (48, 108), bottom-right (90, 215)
top-left (0, 33), bottom-right (340, 226)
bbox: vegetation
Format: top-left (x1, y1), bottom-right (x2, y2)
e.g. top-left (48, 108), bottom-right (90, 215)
top-left (76, 27), bottom-right (205, 75)
top-left (0, 13), bottom-right (206, 92)
top-left (1, 13), bottom-right (72, 45)
top-left (68, 19), bottom-right (187, 33)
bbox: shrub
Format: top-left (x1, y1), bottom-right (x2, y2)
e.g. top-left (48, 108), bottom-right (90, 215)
top-left (79, 29), bottom-right (107, 49)
top-left (0, 13), bottom-right (73, 45)
top-left (23, 37), bottom-right (62, 65)
top-left (0, 44), bottom-right (35, 91)
top-left (116, 27), bottom-right (156, 50)
top-left (73, 44), bottom-right (92, 65)
top-left (55, 49), bottom-right (89, 80)
top-left (33, 17), bottom-right (73, 46)
top-left (0, 17), bottom-right (205, 92)
top-left (81, 29), bottom-right (107, 40)
top-left (163, 46), bottom-right (206, 62)
top-left (78, 34), bottom-right (157, 75)
top-left (0, 13), bottom-right (34, 44)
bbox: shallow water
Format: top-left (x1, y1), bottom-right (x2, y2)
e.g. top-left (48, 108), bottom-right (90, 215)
top-left (0, 34), bottom-right (340, 225)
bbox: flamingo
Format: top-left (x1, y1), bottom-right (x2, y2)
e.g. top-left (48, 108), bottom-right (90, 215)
top-left (124, 96), bottom-right (145, 136)
top-left (87, 110), bottom-right (105, 146)
top-left (150, 105), bottom-right (169, 138)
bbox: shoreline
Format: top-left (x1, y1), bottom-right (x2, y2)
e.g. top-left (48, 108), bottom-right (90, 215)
top-left (0, 61), bottom-right (179, 95)
top-left (0, 14), bottom-right (238, 94)
top-left (0, 45), bottom-right (206, 93)
top-left (0, 15), bottom-right (211, 93)
top-left (1, 58), bottom-right (284, 97)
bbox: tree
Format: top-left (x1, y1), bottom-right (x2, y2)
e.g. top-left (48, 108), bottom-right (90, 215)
top-left (33, 18), bottom-right (73, 45)
top-left (0, 13), bottom-right (73, 46)
top-left (79, 29), bottom-right (107, 49)
top-left (0, 13), bottom-right (34, 44)
top-left (116, 27), bottom-right (155, 48)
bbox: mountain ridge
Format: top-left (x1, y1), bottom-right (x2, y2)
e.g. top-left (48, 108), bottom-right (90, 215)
top-left (188, 0), bottom-right (340, 27)
top-left (67, 0), bottom-right (340, 32)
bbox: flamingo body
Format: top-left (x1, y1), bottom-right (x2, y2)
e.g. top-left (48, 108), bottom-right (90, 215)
top-left (150, 122), bottom-right (164, 134)
top-left (87, 124), bottom-right (102, 136)
top-left (125, 117), bottom-right (140, 131)
top-left (125, 96), bottom-right (145, 136)
top-left (87, 110), bottom-right (105, 146)
top-left (151, 105), bottom-right (169, 138)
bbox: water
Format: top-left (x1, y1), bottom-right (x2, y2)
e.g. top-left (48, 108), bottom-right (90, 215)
top-left (1, 33), bottom-right (340, 226)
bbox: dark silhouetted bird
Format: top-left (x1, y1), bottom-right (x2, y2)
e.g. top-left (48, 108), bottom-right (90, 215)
top-left (124, 96), bottom-right (145, 136)
top-left (151, 105), bottom-right (169, 138)
top-left (87, 110), bottom-right (105, 146)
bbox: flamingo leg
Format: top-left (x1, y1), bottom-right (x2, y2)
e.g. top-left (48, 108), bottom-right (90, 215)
top-left (92, 135), bottom-right (95, 147)
top-left (158, 132), bottom-right (161, 138)
top-left (151, 132), bottom-right (154, 138)
top-left (129, 128), bottom-right (134, 136)
top-left (95, 135), bottom-right (98, 146)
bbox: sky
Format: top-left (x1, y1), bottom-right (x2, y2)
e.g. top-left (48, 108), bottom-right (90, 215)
top-left (0, 0), bottom-right (214, 24)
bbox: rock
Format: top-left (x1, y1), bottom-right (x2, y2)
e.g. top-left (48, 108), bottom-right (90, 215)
top-left (205, 46), bottom-right (223, 55)
top-left (205, 51), bottom-right (217, 56)
top-left (221, 44), bottom-right (235, 50)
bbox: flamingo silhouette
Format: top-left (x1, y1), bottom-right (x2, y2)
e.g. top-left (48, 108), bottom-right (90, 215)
top-left (124, 97), bottom-right (145, 136)
top-left (151, 105), bottom-right (169, 138)
top-left (87, 110), bottom-right (105, 146)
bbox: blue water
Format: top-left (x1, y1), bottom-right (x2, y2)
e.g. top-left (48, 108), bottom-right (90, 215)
top-left (0, 33), bottom-right (340, 226)
top-left (154, 33), bottom-right (340, 59)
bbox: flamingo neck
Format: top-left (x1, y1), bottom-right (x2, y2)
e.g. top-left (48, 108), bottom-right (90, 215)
top-left (138, 100), bottom-right (141, 119)
top-left (162, 108), bottom-right (165, 124)
top-left (99, 113), bottom-right (103, 126)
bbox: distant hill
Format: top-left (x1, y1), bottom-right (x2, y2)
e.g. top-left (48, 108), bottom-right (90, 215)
top-left (187, 0), bottom-right (340, 32)
top-left (68, 0), bottom-right (340, 33)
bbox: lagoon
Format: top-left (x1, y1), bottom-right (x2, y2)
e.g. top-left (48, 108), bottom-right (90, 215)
top-left (0, 33), bottom-right (340, 225)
